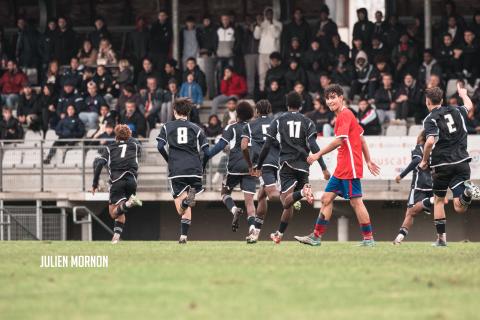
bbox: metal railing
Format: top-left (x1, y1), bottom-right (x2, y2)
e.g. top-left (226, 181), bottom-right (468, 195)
top-left (72, 206), bottom-right (114, 241)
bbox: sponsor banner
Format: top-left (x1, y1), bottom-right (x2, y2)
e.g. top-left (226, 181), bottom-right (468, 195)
top-left (310, 136), bottom-right (480, 180)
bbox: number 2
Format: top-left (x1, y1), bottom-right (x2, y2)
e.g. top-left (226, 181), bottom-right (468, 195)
top-left (287, 121), bottom-right (301, 138)
top-left (177, 127), bottom-right (188, 144)
top-left (120, 144), bottom-right (127, 158)
top-left (444, 114), bottom-right (457, 133)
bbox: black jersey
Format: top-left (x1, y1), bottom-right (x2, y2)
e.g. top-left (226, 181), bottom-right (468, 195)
top-left (98, 137), bottom-right (141, 183)
top-left (221, 121), bottom-right (250, 174)
top-left (423, 105), bottom-right (470, 168)
top-left (157, 119), bottom-right (208, 178)
top-left (410, 144), bottom-right (433, 190)
top-left (265, 111), bottom-right (317, 172)
top-left (241, 115), bottom-right (280, 169)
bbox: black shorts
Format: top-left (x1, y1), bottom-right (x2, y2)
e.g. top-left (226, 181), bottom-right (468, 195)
top-left (260, 166), bottom-right (278, 187)
top-left (169, 176), bottom-right (204, 199)
top-left (279, 164), bottom-right (309, 193)
top-left (223, 174), bottom-right (257, 194)
top-left (407, 189), bottom-right (433, 211)
top-left (109, 174), bottom-right (137, 205)
top-left (432, 161), bottom-right (471, 198)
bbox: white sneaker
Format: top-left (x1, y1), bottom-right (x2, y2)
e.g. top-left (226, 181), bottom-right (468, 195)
top-left (128, 194), bottom-right (143, 207)
top-left (179, 235), bottom-right (188, 244)
top-left (246, 228), bottom-right (260, 244)
top-left (111, 233), bottom-right (121, 244)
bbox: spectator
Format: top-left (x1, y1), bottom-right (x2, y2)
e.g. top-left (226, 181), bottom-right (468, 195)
top-left (406, 15), bottom-right (424, 49)
top-left (93, 65), bottom-right (114, 99)
top-left (119, 100), bottom-right (146, 138)
top-left (77, 39), bottom-right (97, 67)
top-left (465, 105), bottom-right (480, 134)
top-left (349, 50), bottom-right (373, 100)
top-left (437, 33), bottom-right (459, 80)
top-left (351, 37), bottom-right (368, 61)
top-left (228, 11), bottom-right (244, 73)
top-left (313, 5), bottom-right (338, 48)
top-left (93, 120), bottom-right (116, 144)
top-left (357, 99), bottom-right (381, 135)
top-left (216, 14), bottom-right (236, 84)
top-left (243, 14), bottom-right (260, 97)
top-left (179, 73), bottom-right (203, 124)
top-left (293, 82), bottom-right (313, 113)
top-left (212, 66), bottom-right (247, 114)
top-left (394, 54), bottom-right (417, 84)
top-left (315, 72), bottom-right (333, 97)
top-left (368, 56), bottom-right (392, 98)
top-left (97, 104), bottom-right (117, 128)
top-left (266, 80), bottom-right (286, 114)
top-left (0, 26), bottom-right (10, 64)
top-left (117, 84), bottom-right (143, 113)
top-left (0, 107), bottom-right (23, 140)
top-left (303, 39), bottom-right (328, 71)
top-left (128, 16), bottom-right (150, 69)
top-left (281, 8), bottom-right (310, 54)
top-left (197, 15), bottom-right (217, 99)
top-left (418, 49), bottom-right (442, 86)
top-left (203, 114), bottom-right (223, 137)
top-left (373, 73), bottom-right (397, 122)
top-left (149, 10), bottom-right (172, 69)
top-left (441, 15), bottom-right (464, 46)
top-left (254, 7), bottom-right (282, 94)
top-left (426, 74), bottom-right (444, 91)
top-left (160, 79), bottom-right (179, 123)
top-left (471, 11), bottom-right (480, 38)
top-left (17, 83), bottom-right (41, 131)
top-left (352, 8), bottom-right (374, 49)
top-left (161, 59), bottom-right (182, 89)
top-left (40, 19), bottom-right (57, 71)
top-left (183, 57), bottom-right (207, 96)
top-left (36, 83), bottom-right (58, 131)
top-left (15, 18), bottom-right (40, 71)
top-left (89, 17), bottom-right (111, 49)
top-left (395, 73), bottom-right (425, 123)
top-left (53, 16), bottom-right (77, 65)
top-left (114, 59), bottom-right (134, 92)
top-left (136, 57), bottom-right (162, 93)
top-left (440, 1), bottom-right (467, 32)
top-left (80, 81), bottom-right (106, 130)
top-left (284, 37), bottom-right (303, 62)
top-left (43, 60), bottom-right (60, 90)
top-left (331, 53), bottom-right (354, 95)
top-left (44, 104), bottom-right (85, 164)
top-left (284, 58), bottom-right (307, 92)
top-left (383, 15), bottom-right (405, 50)
top-left (141, 76), bottom-right (163, 128)
top-left (391, 33), bottom-right (417, 66)
top-left (305, 95), bottom-right (334, 135)
top-left (459, 30), bottom-right (479, 81)
top-left (329, 33), bottom-right (350, 62)
top-left (57, 79), bottom-right (85, 119)
top-left (180, 16), bottom-right (199, 68)
top-left (264, 52), bottom-right (286, 91)
top-left (0, 60), bottom-right (28, 108)
top-left (370, 36), bottom-right (388, 62)
top-left (61, 57), bottom-right (83, 89)
top-left (221, 96), bottom-right (237, 127)
top-left (96, 38), bottom-right (117, 66)
top-left (372, 11), bottom-right (387, 41)
top-left (306, 60), bottom-right (322, 93)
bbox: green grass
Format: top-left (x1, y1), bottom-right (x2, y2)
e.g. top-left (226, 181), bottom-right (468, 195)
top-left (1, 241), bottom-right (479, 320)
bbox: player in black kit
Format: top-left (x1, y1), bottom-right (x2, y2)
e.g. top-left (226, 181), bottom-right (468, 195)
top-left (92, 124), bottom-right (143, 244)
top-left (393, 131), bottom-right (437, 244)
top-left (419, 84), bottom-right (480, 246)
top-left (241, 100), bottom-right (280, 243)
top-left (254, 92), bottom-right (331, 244)
top-left (207, 101), bottom-right (256, 236)
top-left (156, 98), bottom-right (209, 244)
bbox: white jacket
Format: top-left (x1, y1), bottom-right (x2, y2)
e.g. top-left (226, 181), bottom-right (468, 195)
top-left (254, 20), bottom-right (282, 54)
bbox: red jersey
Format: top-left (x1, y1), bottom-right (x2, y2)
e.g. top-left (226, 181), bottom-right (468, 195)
top-left (333, 107), bottom-right (364, 179)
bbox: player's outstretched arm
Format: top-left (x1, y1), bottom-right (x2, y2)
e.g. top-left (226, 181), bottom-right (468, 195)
top-left (92, 156), bottom-right (107, 194)
top-left (201, 144), bottom-right (210, 171)
top-left (396, 157), bottom-right (421, 183)
top-left (156, 139), bottom-right (169, 162)
top-left (306, 137), bottom-right (342, 165)
top-left (307, 134), bottom-right (330, 179)
top-left (207, 139), bottom-right (228, 158)
top-left (420, 136), bottom-right (435, 170)
top-left (457, 82), bottom-right (473, 112)
top-left (361, 136), bottom-right (380, 176)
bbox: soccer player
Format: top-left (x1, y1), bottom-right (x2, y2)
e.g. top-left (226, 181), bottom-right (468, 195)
top-left (419, 84), bottom-right (480, 246)
top-left (241, 99), bottom-right (280, 243)
top-left (254, 92), bottom-right (331, 244)
top-left (156, 98), bottom-right (209, 244)
top-left (207, 101), bottom-right (256, 235)
top-left (393, 131), bottom-right (435, 244)
top-left (92, 124), bottom-right (143, 244)
top-left (295, 84), bottom-right (380, 246)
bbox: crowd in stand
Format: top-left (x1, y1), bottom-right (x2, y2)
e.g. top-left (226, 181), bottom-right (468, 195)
top-left (1, 1), bottom-right (480, 144)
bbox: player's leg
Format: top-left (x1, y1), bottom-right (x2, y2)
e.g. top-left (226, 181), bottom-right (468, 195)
top-left (281, 169), bottom-right (312, 209)
top-left (174, 194), bottom-right (192, 244)
top-left (221, 175), bottom-right (243, 232)
top-left (344, 179), bottom-right (374, 246)
top-left (450, 163), bottom-right (478, 214)
top-left (394, 192), bottom-right (433, 244)
top-left (252, 169), bottom-right (280, 239)
top-left (241, 175), bottom-right (258, 236)
top-left (431, 167), bottom-right (450, 246)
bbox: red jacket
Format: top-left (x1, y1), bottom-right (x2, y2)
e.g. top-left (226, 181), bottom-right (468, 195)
top-left (220, 73), bottom-right (247, 97)
top-left (0, 71), bottom-right (28, 94)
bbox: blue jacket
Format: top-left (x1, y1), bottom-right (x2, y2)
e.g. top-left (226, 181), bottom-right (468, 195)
top-left (179, 82), bottom-right (203, 105)
top-left (55, 115), bottom-right (86, 139)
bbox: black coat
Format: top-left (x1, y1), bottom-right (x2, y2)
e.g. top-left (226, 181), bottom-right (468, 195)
top-left (284, 66), bottom-right (307, 92)
top-left (265, 65), bottom-right (287, 90)
top-left (266, 88), bottom-right (286, 114)
top-left (16, 26), bottom-right (40, 68)
top-left (119, 110), bottom-right (146, 138)
top-left (282, 19), bottom-right (311, 54)
top-left (17, 93), bottom-right (39, 117)
top-left (197, 24), bottom-right (218, 56)
top-left (55, 115), bottom-right (85, 138)
top-left (0, 116), bottom-right (23, 140)
top-left (374, 86), bottom-right (397, 111)
top-left (53, 28), bottom-right (78, 65)
top-left (128, 28), bottom-right (150, 63)
top-left (149, 21), bottom-right (172, 55)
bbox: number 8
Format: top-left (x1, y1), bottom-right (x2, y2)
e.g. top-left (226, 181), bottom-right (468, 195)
top-left (177, 127), bottom-right (188, 144)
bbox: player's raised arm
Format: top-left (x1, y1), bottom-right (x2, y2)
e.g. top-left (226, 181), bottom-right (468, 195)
top-left (457, 81), bottom-right (473, 112)
top-left (360, 136), bottom-right (380, 176)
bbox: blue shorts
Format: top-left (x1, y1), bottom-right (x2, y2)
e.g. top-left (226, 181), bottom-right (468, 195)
top-left (325, 176), bottom-right (362, 200)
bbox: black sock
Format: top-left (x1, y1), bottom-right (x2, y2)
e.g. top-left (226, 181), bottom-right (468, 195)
top-left (254, 216), bottom-right (264, 229)
top-left (180, 219), bottom-right (191, 236)
top-left (181, 199), bottom-right (189, 210)
top-left (292, 190), bottom-right (303, 202)
top-left (399, 227), bottom-right (408, 237)
top-left (460, 191), bottom-right (472, 207)
top-left (113, 221), bottom-right (124, 235)
top-left (115, 202), bottom-right (128, 216)
top-left (279, 221), bottom-right (288, 234)
top-left (247, 216), bottom-right (255, 228)
top-left (223, 195), bottom-right (235, 211)
top-left (434, 218), bottom-right (446, 235)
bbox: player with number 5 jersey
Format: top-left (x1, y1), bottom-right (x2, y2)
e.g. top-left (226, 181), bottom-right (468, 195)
top-left (156, 98), bottom-right (210, 244)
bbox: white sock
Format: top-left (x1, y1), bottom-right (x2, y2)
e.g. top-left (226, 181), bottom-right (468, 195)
top-left (300, 189), bottom-right (305, 197)
top-left (231, 206), bottom-right (238, 214)
top-left (395, 234), bottom-right (405, 242)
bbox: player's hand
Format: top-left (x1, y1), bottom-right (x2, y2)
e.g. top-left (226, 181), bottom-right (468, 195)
top-left (307, 153), bottom-right (319, 165)
top-left (457, 81), bottom-right (467, 97)
top-left (395, 175), bottom-right (401, 184)
top-left (419, 160), bottom-right (428, 170)
top-left (91, 187), bottom-right (98, 196)
top-left (367, 161), bottom-right (380, 176)
top-left (322, 169), bottom-right (331, 180)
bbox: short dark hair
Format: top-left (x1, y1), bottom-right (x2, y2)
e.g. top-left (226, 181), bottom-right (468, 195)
top-left (186, 57), bottom-right (197, 63)
top-left (255, 99), bottom-right (271, 115)
top-left (425, 87), bottom-right (443, 105)
top-left (123, 84), bottom-right (135, 94)
top-left (324, 84), bottom-right (344, 99)
top-left (236, 101), bottom-right (254, 121)
top-left (286, 91), bottom-right (302, 109)
top-left (173, 98), bottom-right (193, 116)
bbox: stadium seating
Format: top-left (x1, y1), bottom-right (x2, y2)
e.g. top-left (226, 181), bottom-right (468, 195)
top-left (23, 130), bottom-right (43, 146)
top-left (408, 125), bottom-right (423, 137)
top-left (85, 149), bottom-right (100, 166)
top-left (2, 149), bottom-right (23, 169)
top-left (17, 149), bottom-right (41, 169)
top-left (385, 125), bottom-right (408, 136)
top-left (58, 150), bottom-right (84, 168)
top-left (148, 128), bottom-right (161, 151)
top-left (86, 129), bottom-right (97, 138)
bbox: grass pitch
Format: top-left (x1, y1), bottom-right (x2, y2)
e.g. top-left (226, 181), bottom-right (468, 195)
top-left (1, 241), bottom-right (479, 320)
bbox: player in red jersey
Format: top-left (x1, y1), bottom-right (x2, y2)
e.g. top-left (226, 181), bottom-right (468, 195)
top-left (294, 84), bottom-right (380, 246)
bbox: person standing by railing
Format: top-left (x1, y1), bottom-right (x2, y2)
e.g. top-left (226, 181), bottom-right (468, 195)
top-left (0, 106), bottom-right (23, 141)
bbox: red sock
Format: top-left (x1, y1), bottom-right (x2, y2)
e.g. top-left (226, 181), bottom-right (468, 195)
top-left (314, 216), bottom-right (329, 237)
top-left (360, 223), bottom-right (373, 240)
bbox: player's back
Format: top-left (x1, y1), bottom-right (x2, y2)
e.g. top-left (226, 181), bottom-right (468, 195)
top-left (222, 121), bottom-right (250, 174)
top-left (244, 115), bottom-right (280, 168)
top-left (159, 119), bottom-right (207, 178)
top-left (272, 111), bottom-right (316, 172)
top-left (424, 105), bottom-right (470, 167)
top-left (106, 137), bottom-right (140, 182)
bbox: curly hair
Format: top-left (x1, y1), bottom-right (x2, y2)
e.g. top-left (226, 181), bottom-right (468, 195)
top-left (236, 101), bottom-right (254, 122)
top-left (324, 84), bottom-right (344, 99)
top-left (115, 124), bottom-right (132, 141)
